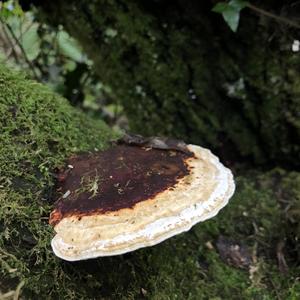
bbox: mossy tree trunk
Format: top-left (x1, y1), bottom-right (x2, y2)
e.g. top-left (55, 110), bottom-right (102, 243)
top-left (1, 1), bottom-right (300, 297)
top-left (0, 62), bottom-right (114, 296)
top-left (0, 65), bottom-right (299, 299)
top-left (30, 0), bottom-right (300, 167)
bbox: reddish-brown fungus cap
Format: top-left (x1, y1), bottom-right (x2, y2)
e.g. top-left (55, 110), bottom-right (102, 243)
top-left (50, 144), bottom-right (193, 226)
top-left (50, 143), bottom-right (235, 261)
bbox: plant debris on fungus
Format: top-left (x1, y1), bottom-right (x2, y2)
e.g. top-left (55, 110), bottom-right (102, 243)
top-left (50, 138), bottom-right (235, 261)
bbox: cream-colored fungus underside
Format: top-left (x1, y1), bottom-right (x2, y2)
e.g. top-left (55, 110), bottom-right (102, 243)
top-left (51, 145), bottom-right (235, 261)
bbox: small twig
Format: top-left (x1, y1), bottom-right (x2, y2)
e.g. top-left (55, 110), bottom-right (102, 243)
top-left (247, 3), bottom-right (300, 29)
top-left (13, 280), bottom-right (25, 300)
top-left (276, 240), bottom-right (288, 274)
top-left (1, 17), bottom-right (40, 80)
top-left (18, 15), bottom-right (23, 43)
top-left (0, 291), bottom-right (15, 299)
top-left (0, 21), bottom-right (20, 64)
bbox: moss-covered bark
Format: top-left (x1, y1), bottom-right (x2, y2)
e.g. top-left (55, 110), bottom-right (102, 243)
top-left (0, 62), bottom-right (299, 300)
top-left (0, 62), bottom-right (114, 297)
top-left (31, 0), bottom-right (300, 167)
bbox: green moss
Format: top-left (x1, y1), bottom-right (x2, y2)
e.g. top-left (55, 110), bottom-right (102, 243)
top-left (0, 62), bottom-right (114, 297)
top-left (0, 66), bottom-right (299, 300)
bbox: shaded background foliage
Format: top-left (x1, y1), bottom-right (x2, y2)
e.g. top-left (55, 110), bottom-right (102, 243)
top-left (28, 0), bottom-right (300, 168)
top-left (0, 0), bottom-right (299, 299)
top-left (0, 1), bottom-right (125, 128)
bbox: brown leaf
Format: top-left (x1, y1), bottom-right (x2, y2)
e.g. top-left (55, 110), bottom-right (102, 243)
top-left (115, 133), bottom-right (191, 154)
top-left (216, 236), bottom-right (252, 269)
top-left (276, 240), bottom-right (288, 274)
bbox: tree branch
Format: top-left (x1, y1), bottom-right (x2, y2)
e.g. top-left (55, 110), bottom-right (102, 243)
top-left (247, 3), bottom-right (300, 30)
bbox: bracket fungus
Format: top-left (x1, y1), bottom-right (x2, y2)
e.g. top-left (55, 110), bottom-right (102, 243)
top-left (49, 136), bottom-right (235, 261)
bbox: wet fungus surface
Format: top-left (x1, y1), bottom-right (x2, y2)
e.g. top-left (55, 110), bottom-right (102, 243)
top-left (50, 144), bottom-right (194, 226)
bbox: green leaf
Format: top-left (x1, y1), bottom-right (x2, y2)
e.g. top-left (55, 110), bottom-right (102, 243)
top-left (212, 0), bottom-right (248, 32)
top-left (223, 6), bottom-right (240, 32)
top-left (212, 2), bottom-right (229, 13)
top-left (22, 24), bottom-right (41, 61)
top-left (230, 0), bottom-right (248, 10)
top-left (57, 31), bottom-right (85, 62)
